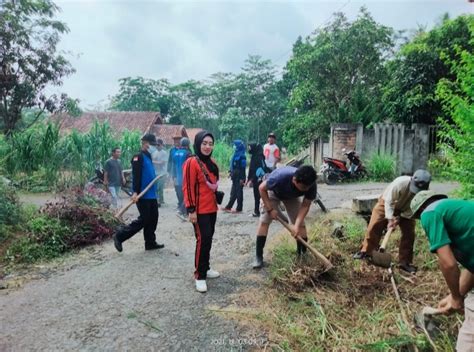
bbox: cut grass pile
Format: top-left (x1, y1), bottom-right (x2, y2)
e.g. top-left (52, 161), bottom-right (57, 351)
top-left (242, 211), bottom-right (461, 351)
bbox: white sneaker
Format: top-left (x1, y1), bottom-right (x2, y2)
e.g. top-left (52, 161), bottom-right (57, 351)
top-left (206, 269), bottom-right (220, 279)
top-left (195, 280), bottom-right (207, 293)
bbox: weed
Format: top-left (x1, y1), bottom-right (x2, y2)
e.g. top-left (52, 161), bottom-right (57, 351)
top-left (366, 152), bottom-right (397, 182)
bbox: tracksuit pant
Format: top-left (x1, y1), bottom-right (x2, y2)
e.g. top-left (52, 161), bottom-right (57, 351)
top-left (193, 213), bottom-right (217, 280)
top-left (115, 199), bottom-right (159, 248)
top-left (361, 197), bottom-right (416, 264)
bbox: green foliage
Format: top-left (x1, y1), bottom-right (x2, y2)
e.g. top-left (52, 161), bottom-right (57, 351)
top-left (283, 8), bottom-right (393, 152)
top-left (0, 181), bottom-right (21, 226)
top-left (211, 142), bottom-right (233, 172)
top-left (0, 0), bottom-right (76, 134)
top-left (366, 152), bottom-right (397, 181)
top-left (383, 15), bottom-right (474, 125)
top-left (218, 108), bottom-right (247, 143)
top-left (436, 25), bottom-right (474, 199)
top-left (110, 77), bottom-right (172, 115)
top-left (0, 121), bottom-right (141, 191)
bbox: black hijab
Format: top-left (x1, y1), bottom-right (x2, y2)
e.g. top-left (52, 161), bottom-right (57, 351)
top-left (193, 130), bottom-right (219, 178)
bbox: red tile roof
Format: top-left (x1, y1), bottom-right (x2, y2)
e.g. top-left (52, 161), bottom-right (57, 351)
top-left (149, 124), bottom-right (188, 146)
top-left (54, 111), bottom-right (163, 136)
top-left (186, 128), bottom-right (204, 144)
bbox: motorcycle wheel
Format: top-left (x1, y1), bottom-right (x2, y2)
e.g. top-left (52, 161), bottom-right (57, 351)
top-left (323, 169), bottom-right (338, 185)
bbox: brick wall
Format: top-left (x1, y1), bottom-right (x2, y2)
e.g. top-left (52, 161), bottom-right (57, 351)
top-left (330, 124), bottom-right (358, 161)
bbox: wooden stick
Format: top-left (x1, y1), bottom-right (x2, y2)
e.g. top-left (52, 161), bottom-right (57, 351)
top-left (276, 216), bottom-right (333, 270)
top-left (388, 267), bottom-right (419, 352)
top-left (114, 174), bottom-right (164, 219)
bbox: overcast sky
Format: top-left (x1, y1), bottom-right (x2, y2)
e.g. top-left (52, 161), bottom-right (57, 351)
top-left (53, 0), bottom-right (472, 109)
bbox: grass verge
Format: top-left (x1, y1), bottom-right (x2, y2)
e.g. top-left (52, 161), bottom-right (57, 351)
top-left (235, 211), bottom-right (460, 351)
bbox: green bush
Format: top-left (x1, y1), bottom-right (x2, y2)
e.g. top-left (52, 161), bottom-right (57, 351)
top-left (436, 37), bottom-right (474, 199)
top-left (0, 181), bottom-right (21, 226)
top-left (366, 152), bottom-right (397, 182)
top-left (211, 141), bottom-right (234, 172)
top-left (6, 216), bottom-right (70, 263)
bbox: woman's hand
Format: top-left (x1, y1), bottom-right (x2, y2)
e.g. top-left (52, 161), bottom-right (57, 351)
top-left (189, 212), bottom-right (197, 224)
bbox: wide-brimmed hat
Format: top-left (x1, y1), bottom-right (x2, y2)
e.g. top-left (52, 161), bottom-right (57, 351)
top-left (410, 190), bottom-right (447, 217)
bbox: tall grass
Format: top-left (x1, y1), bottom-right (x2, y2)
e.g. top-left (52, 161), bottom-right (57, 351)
top-left (366, 152), bottom-right (397, 182)
top-left (0, 121), bottom-right (142, 191)
top-left (211, 141), bottom-right (234, 173)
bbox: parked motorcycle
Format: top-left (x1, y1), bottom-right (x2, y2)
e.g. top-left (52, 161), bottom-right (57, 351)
top-left (320, 149), bottom-right (367, 185)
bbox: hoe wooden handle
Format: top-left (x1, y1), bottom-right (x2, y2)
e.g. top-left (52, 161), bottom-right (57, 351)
top-left (115, 174), bottom-right (164, 219)
top-left (276, 216), bottom-right (333, 270)
top-left (380, 227), bottom-right (395, 252)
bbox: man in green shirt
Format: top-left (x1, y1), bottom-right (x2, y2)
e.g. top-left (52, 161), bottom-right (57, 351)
top-left (411, 191), bottom-right (474, 351)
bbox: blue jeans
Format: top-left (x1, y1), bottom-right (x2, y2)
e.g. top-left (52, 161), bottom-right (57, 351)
top-left (108, 186), bottom-right (122, 209)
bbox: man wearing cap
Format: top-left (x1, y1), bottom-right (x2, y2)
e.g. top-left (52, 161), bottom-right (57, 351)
top-left (353, 169), bottom-right (432, 274)
top-left (263, 133), bottom-right (281, 171)
top-left (172, 137), bottom-right (192, 220)
top-left (113, 134), bottom-right (164, 252)
top-left (411, 191), bottom-right (474, 351)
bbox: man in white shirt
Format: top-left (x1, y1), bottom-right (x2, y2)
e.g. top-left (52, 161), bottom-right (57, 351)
top-left (263, 132), bottom-right (281, 170)
top-left (353, 169), bottom-right (432, 274)
top-left (151, 138), bottom-right (168, 207)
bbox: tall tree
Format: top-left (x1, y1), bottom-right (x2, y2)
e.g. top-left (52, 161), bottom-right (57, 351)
top-left (382, 14), bottom-right (474, 125)
top-left (283, 8), bottom-right (394, 152)
top-left (0, 0), bottom-right (75, 134)
top-left (110, 77), bottom-right (172, 116)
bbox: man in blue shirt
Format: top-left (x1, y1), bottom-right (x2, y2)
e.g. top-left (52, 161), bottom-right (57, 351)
top-left (113, 134), bottom-right (164, 252)
top-left (172, 137), bottom-right (192, 220)
top-left (253, 165), bottom-right (317, 268)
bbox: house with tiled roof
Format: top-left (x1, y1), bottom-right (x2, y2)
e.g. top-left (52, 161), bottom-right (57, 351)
top-left (149, 124), bottom-right (188, 146)
top-left (54, 111), bottom-right (163, 136)
top-left (186, 128), bottom-right (204, 144)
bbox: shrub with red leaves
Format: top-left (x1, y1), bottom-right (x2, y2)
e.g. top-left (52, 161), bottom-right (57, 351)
top-left (42, 188), bottom-right (120, 248)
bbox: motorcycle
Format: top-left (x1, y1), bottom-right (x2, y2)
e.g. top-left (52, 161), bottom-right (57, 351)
top-left (320, 149), bottom-right (367, 185)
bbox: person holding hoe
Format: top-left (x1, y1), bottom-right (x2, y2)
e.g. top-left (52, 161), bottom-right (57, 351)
top-left (113, 134), bottom-right (165, 252)
top-left (353, 169), bottom-right (431, 274)
top-left (410, 191), bottom-right (474, 351)
top-left (252, 164), bottom-right (317, 269)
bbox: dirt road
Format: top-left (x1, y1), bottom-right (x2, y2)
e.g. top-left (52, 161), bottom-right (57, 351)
top-left (0, 180), bottom-right (457, 351)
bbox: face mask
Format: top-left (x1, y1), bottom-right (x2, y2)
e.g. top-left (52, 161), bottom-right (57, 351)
top-left (148, 146), bottom-right (157, 154)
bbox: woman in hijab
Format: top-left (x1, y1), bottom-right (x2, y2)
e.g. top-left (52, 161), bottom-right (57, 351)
top-left (182, 131), bottom-right (220, 293)
top-left (223, 140), bottom-right (246, 213)
top-left (246, 143), bottom-right (267, 217)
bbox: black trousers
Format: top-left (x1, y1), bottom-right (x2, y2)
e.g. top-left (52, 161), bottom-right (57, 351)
top-left (193, 213), bottom-right (217, 280)
top-left (251, 178), bottom-right (261, 215)
top-left (225, 180), bottom-right (243, 211)
top-left (116, 199), bottom-right (158, 247)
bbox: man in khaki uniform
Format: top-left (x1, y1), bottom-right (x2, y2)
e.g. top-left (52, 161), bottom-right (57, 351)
top-left (410, 191), bottom-right (474, 352)
top-left (353, 169), bottom-right (431, 273)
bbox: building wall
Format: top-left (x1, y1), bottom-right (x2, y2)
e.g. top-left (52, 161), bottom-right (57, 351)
top-left (311, 123), bottom-right (434, 175)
